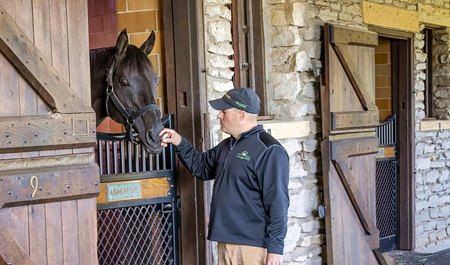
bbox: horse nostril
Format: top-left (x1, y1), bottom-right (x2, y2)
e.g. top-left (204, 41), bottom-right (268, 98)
top-left (146, 130), bottom-right (155, 143)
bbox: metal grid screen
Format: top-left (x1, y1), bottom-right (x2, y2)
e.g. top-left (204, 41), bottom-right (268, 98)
top-left (375, 115), bottom-right (398, 250)
top-left (376, 160), bottom-right (397, 238)
top-left (96, 115), bottom-right (177, 265)
top-left (98, 203), bottom-right (175, 265)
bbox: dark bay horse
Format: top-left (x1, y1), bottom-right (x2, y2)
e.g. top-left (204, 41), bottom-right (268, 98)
top-left (90, 29), bottom-right (163, 154)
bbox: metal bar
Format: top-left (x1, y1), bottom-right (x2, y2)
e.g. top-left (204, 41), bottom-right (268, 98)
top-left (113, 141), bottom-right (118, 174)
top-left (128, 141), bottom-right (132, 172)
top-left (106, 140), bottom-right (111, 175)
top-left (120, 140), bottom-right (125, 174)
top-left (98, 140), bottom-right (103, 176)
top-left (135, 143), bottom-right (140, 172)
top-left (142, 144), bottom-right (146, 171)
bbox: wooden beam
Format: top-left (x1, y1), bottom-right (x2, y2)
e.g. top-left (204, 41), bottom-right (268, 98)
top-left (332, 110), bottom-right (379, 130)
top-left (0, 164), bottom-right (99, 208)
top-left (330, 24), bottom-right (378, 46)
top-left (0, 223), bottom-right (35, 265)
top-left (331, 137), bottom-right (379, 160)
top-left (0, 113), bottom-right (96, 153)
top-left (0, 5), bottom-right (92, 114)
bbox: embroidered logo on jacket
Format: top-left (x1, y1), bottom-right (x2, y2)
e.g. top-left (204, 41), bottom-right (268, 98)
top-left (236, 151), bottom-right (251, 161)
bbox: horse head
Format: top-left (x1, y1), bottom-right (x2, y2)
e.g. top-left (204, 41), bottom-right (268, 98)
top-left (103, 29), bottom-right (164, 154)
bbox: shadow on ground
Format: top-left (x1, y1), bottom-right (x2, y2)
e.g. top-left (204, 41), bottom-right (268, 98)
top-left (384, 248), bottom-right (450, 265)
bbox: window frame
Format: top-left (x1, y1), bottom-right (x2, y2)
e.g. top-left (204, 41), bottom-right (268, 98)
top-left (231, 0), bottom-right (267, 115)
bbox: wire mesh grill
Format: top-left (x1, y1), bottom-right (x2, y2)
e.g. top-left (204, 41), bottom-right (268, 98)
top-left (98, 203), bottom-right (175, 265)
top-left (375, 114), bottom-right (398, 243)
top-left (96, 115), bottom-right (177, 265)
top-left (376, 160), bottom-right (397, 238)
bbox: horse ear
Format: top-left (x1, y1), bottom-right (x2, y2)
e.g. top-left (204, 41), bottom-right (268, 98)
top-left (115, 28), bottom-right (129, 62)
top-left (140, 31), bottom-right (155, 56)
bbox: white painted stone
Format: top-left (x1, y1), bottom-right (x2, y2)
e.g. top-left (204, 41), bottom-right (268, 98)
top-left (288, 189), bottom-right (319, 218)
top-left (416, 158), bottom-right (431, 170)
top-left (212, 80), bottom-right (234, 93)
top-left (271, 9), bottom-right (288, 26)
top-left (207, 43), bottom-right (234, 56)
top-left (295, 51), bottom-right (313, 72)
top-left (208, 54), bottom-right (234, 68)
top-left (284, 223), bottom-right (301, 252)
top-left (272, 26), bottom-right (302, 47)
top-left (208, 20), bottom-right (232, 43)
top-left (272, 73), bottom-right (302, 100)
top-left (205, 4), bottom-right (231, 20)
top-left (290, 2), bottom-right (307, 27)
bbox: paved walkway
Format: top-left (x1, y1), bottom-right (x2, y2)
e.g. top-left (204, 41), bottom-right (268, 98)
top-left (384, 248), bottom-right (450, 265)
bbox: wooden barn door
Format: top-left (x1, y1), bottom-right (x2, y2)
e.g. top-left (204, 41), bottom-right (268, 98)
top-left (0, 2), bottom-right (98, 265)
top-left (321, 24), bottom-right (385, 264)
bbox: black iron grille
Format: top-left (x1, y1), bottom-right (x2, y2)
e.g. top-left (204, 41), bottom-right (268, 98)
top-left (376, 160), bottom-right (397, 238)
top-left (97, 203), bottom-right (175, 265)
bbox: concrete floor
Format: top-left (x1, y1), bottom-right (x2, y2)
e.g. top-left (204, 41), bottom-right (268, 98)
top-left (383, 245), bottom-right (450, 265)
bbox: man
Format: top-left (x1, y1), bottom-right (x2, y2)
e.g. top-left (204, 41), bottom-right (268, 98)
top-left (160, 87), bottom-right (289, 265)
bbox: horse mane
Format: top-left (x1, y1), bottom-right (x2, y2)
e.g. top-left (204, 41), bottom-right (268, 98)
top-left (89, 47), bottom-right (115, 82)
top-left (89, 46), bottom-right (151, 81)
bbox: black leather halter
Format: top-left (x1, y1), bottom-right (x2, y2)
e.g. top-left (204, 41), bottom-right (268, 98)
top-left (105, 60), bottom-right (160, 143)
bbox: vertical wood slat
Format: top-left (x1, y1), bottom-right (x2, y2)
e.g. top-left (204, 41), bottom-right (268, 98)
top-left (28, 204), bottom-right (47, 264)
top-left (45, 202), bottom-right (64, 264)
top-left (62, 200), bottom-right (80, 265)
top-left (67, 0), bottom-right (90, 104)
top-left (31, 0), bottom-right (52, 115)
top-left (77, 199), bottom-right (98, 265)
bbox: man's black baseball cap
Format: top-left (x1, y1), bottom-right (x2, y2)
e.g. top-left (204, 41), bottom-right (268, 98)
top-left (209, 87), bottom-right (260, 114)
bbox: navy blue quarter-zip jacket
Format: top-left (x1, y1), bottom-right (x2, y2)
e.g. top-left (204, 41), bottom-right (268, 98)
top-left (175, 125), bottom-right (289, 254)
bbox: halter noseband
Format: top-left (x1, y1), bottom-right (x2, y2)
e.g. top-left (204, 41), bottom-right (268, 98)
top-left (106, 60), bottom-right (160, 143)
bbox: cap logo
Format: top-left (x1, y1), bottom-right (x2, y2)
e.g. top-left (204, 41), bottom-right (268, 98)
top-left (224, 93), bottom-right (247, 109)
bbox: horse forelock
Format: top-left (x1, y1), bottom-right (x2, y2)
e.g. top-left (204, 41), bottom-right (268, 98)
top-left (90, 47), bottom-right (115, 81)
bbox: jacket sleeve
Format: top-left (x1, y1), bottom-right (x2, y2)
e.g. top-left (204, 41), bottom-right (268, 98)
top-left (175, 137), bottom-right (220, 180)
top-left (256, 145), bottom-right (290, 254)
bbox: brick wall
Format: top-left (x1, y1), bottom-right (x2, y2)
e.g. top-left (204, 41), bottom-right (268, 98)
top-left (375, 39), bottom-right (393, 122)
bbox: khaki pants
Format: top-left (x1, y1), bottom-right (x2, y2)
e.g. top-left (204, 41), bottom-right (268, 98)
top-left (218, 243), bottom-right (267, 265)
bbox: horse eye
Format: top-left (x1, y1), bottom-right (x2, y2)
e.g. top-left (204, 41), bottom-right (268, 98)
top-left (120, 79), bottom-right (129, 86)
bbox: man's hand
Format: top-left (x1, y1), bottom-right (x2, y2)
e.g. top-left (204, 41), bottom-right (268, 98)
top-left (266, 253), bottom-right (283, 265)
top-left (159, 128), bottom-right (182, 147)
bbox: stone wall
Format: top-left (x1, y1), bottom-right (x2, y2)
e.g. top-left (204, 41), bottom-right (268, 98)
top-left (202, 0), bottom-right (450, 262)
top-left (433, 28), bottom-right (450, 119)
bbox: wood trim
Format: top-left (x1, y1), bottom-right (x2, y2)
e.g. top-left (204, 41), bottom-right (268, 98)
top-left (368, 26), bottom-right (414, 40)
top-left (330, 24), bottom-right (378, 46)
top-left (333, 43), bottom-right (377, 110)
top-left (0, 5), bottom-right (91, 114)
top-left (170, 0), bottom-right (206, 264)
top-left (0, 113), bottom-right (96, 153)
top-left (163, 0), bottom-right (177, 115)
top-left (330, 137), bottom-right (378, 160)
top-left (0, 222), bottom-right (35, 265)
top-left (332, 110), bottom-right (379, 130)
top-left (0, 164), bottom-right (99, 208)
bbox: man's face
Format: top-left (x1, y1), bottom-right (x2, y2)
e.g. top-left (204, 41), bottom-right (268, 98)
top-left (217, 108), bottom-right (242, 136)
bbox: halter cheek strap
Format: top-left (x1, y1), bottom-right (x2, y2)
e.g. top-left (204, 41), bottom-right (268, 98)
top-left (105, 60), bottom-right (160, 143)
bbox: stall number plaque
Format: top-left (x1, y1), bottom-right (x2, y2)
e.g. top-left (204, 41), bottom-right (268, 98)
top-left (107, 181), bottom-right (142, 202)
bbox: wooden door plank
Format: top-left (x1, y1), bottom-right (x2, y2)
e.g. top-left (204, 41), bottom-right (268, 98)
top-left (45, 202), bottom-right (64, 264)
top-left (0, 4), bottom-right (91, 114)
top-left (333, 159), bottom-right (378, 236)
top-left (0, 222), bottom-right (34, 265)
top-left (0, 207), bottom-right (29, 254)
top-left (28, 204), bottom-right (47, 265)
top-left (67, 0), bottom-right (90, 104)
top-left (333, 43), bottom-right (376, 110)
top-left (77, 198), bottom-right (99, 265)
top-left (61, 200), bottom-right (80, 265)
top-left (49, 0), bottom-right (69, 82)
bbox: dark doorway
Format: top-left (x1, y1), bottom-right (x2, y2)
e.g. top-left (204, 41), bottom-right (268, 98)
top-left (373, 29), bottom-right (415, 252)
